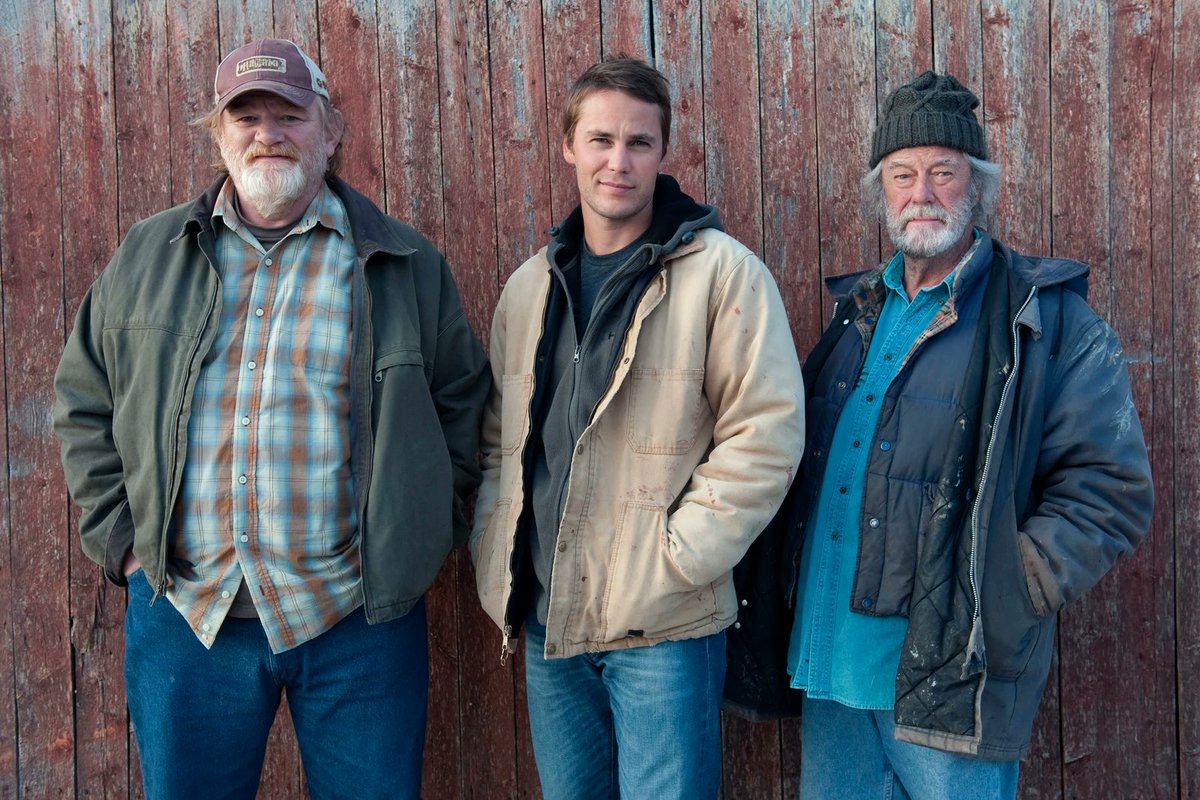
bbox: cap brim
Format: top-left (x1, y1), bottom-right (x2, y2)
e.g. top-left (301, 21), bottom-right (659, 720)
top-left (216, 81), bottom-right (318, 113)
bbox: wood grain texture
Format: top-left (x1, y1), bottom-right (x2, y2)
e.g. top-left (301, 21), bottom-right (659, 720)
top-left (1, 0), bottom-right (75, 795)
top-left (1173, 2), bottom-right (1200, 798)
top-left (7, 2), bottom-right (1192, 797)
top-left (56, 0), bottom-right (126, 796)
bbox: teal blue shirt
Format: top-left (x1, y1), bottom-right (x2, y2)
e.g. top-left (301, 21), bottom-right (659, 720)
top-left (788, 236), bottom-right (980, 709)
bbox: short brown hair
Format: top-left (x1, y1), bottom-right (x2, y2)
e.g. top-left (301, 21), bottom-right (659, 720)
top-left (193, 95), bottom-right (344, 176)
top-left (562, 57), bottom-right (672, 151)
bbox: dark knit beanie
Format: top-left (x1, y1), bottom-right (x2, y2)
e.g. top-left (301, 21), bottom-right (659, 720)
top-left (870, 71), bottom-right (987, 167)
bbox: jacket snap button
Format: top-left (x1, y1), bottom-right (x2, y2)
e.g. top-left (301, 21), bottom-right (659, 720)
top-left (733, 622), bottom-right (741, 629)
top-left (869, 518), bottom-right (880, 528)
top-left (546, 643), bottom-right (557, 655)
top-left (557, 541), bottom-right (567, 552)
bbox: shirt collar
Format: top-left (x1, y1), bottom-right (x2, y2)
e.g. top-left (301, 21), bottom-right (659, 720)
top-left (211, 178), bottom-right (349, 239)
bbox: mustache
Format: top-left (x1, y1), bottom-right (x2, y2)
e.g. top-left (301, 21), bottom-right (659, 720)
top-left (242, 144), bottom-right (302, 165)
top-left (899, 203), bottom-right (950, 224)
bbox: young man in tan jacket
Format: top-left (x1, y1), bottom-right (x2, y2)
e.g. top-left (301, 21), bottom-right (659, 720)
top-left (470, 58), bottom-right (805, 799)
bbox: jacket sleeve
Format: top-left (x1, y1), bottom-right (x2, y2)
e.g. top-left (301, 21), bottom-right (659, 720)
top-left (52, 270), bottom-right (135, 585)
top-left (1017, 304), bottom-right (1153, 616)
top-left (468, 286), bottom-right (508, 564)
top-left (431, 258), bottom-right (492, 548)
top-left (665, 253), bottom-right (806, 587)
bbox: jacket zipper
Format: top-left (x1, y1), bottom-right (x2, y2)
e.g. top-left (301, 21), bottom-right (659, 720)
top-left (966, 286), bottom-right (1037, 637)
top-left (155, 263), bottom-right (221, 600)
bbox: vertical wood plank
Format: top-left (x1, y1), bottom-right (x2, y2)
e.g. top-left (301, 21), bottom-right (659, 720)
top-left (271, 0), bottom-right (319, 51)
top-left (1052, 4), bottom-right (1177, 797)
top-left (601, 0), bottom-right (653, 58)
top-left (812, 0), bottom-right (877, 278)
top-left (318, 0), bottom-right (385, 206)
top-left (931, 0), bottom-right (982, 96)
top-left (436, 0), bottom-right (509, 796)
top-left (542, 0), bottom-right (601, 226)
top-left (979, 0), bottom-right (1051, 253)
top-left (758, 0), bottom-right (824, 353)
top-left (166, 0), bottom-right (220, 204)
top-left (0, 0), bottom-right (74, 795)
top-left (1174, 1), bottom-right (1200, 797)
top-left (874, 0), bottom-right (933, 99)
top-left (56, 0), bottom-right (126, 796)
top-left (651, 0), bottom-right (705, 200)
top-left (701, 0), bottom-right (762, 253)
top-left (216, 0), bottom-right (273, 53)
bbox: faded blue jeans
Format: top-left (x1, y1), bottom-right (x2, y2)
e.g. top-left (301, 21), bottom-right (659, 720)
top-left (524, 620), bottom-right (725, 799)
top-left (124, 569), bottom-right (428, 800)
top-left (800, 696), bottom-right (1019, 800)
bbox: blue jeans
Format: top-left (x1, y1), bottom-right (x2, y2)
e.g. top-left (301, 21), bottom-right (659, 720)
top-left (800, 696), bottom-right (1019, 800)
top-left (523, 621), bottom-right (725, 800)
top-left (124, 570), bottom-right (428, 800)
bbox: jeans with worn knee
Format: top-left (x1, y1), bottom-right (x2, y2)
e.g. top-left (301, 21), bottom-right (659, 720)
top-left (523, 620), bottom-right (725, 800)
top-left (124, 569), bottom-right (428, 800)
top-left (800, 696), bottom-right (1020, 800)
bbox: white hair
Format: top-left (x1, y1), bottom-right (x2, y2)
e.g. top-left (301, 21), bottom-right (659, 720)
top-left (861, 153), bottom-right (1002, 227)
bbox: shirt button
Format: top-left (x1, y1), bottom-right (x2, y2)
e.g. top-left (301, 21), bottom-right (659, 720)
top-left (838, 486), bottom-right (848, 494)
top-left (852, 440), bottom-right (861, 448)
top-left (221, 590), bottom-right (231, 599)
top-left (238, 475), bottom-right (248, 485)
top-left (880, 440), bottom-right (892, 451)
top-left (255, 308), bottom-right (264, 317)
top-left (836, 381), bottom-right (847, 390)
top-left (884, 353), bottom-right (894, 361)
top-left (240, 533), bottom-right (249, 542)
top-left (869, 518), bottom-right (881, 528)
top-left (865, 393), bottom-right (875, 402)
top-left (830, 531), bottom-right (840, 540)
top-left (247, 361), bottom-right (256, 370)
top-left (862, 597), bottom-right (874, 608)
top-left (264, 257), bottom-right (273, 266)
top-left (546, 643), bottom-right (557, 655)
top-left (240, 416), bottom-right (250, 426)
top-left (557, 541), bottom-right (567, 552)
top-left (202, 623), bottom-right (210, 632)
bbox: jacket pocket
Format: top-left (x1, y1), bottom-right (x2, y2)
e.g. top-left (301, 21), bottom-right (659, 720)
top-left (625, 368), bottom-right (706, 455)
top-left (501, 374), bottom-right (534, 455)
top-left (600, 501), bottom-right (714, 640)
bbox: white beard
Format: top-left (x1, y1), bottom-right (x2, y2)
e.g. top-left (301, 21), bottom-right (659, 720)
top-left (220, 139), bottom-right (327, 222)
top-left (885, 190), bottom-right (975, 259)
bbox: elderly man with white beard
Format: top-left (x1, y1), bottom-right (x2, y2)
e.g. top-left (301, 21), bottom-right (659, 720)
top-left (52, 39), bottom-right (489, 799)
top-left (754, 71), bottom-right (1153, 798)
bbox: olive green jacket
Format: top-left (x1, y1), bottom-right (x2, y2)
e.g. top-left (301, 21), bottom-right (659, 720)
top-left (53, 177), bottom-right (489, 623)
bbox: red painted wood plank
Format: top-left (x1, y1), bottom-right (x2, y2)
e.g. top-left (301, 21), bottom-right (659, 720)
top-left (435, 0), bottom-right (511, 796)
top-left (701, 0), bottom-right (763, 254)
top-left (875, 0), bottom-right (934, 100)
top-left (541, 0), bottom-right (601, 225)
top-left (758, 0), bottom-right (824, 353)
top-left (601, 0), bottom-right (653, 59)
top-left (217, 0), bottom-right (274, 54)
top-left (932, 1), bottom-right (982, 94)
top-left (1172, 2), bottom-right (1200, 798)
top-left (166, 0), bottom-right (220, 204)
top-left (271, 0), bottom-right (319, 53)
top-left (0, 1), bottom-right (75, 795)
top-left (114, 0), bottom-right (173, 235)
top-left (812, 0), bottom-right (878, 277)
top-left (652, 0), bottom-right (706, 201)
top-left (56, 0), bottom-right (127, 796)
top-left (1053, 4), bottom-right (1176, 796)
top-left (979, 2), bottom-right (1051, 254)
top-left (319, 0), bottom-right (385, 206)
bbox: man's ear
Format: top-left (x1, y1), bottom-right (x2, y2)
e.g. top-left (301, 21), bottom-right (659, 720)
top-left (325, 108), bottom-right (346, 156)
top-left (562, 136), bottom-right (576, 166)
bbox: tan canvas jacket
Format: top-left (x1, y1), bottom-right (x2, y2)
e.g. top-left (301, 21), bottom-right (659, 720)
top-left (471, 227), bottom-right (805, 659)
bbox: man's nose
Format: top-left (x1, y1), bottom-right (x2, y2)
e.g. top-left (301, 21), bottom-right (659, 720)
top-left (910, 174), bottom-right (936, 203)
top-left (608, 145), bottom-right (631, 173)
top-left (254, 118), bottom-right (284, 145)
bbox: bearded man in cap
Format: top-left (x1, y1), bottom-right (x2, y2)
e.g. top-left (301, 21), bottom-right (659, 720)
top-left (53, 38), bottom-right (489, 798)
top-left (776, 71), bottom-right (1152, 797)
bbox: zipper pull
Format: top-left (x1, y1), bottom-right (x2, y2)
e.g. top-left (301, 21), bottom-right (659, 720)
top-left (572, 344), bottom-right (581, 364)
top-left (500, 625), bottom-right (513, 665)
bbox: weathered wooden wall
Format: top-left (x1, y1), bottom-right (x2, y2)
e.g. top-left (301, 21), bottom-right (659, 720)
top-left (0, 0), bottom-right (1191, 797)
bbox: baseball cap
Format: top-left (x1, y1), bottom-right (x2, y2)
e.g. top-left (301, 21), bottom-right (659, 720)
top-left (213, 38), bottom-right (330, 113)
